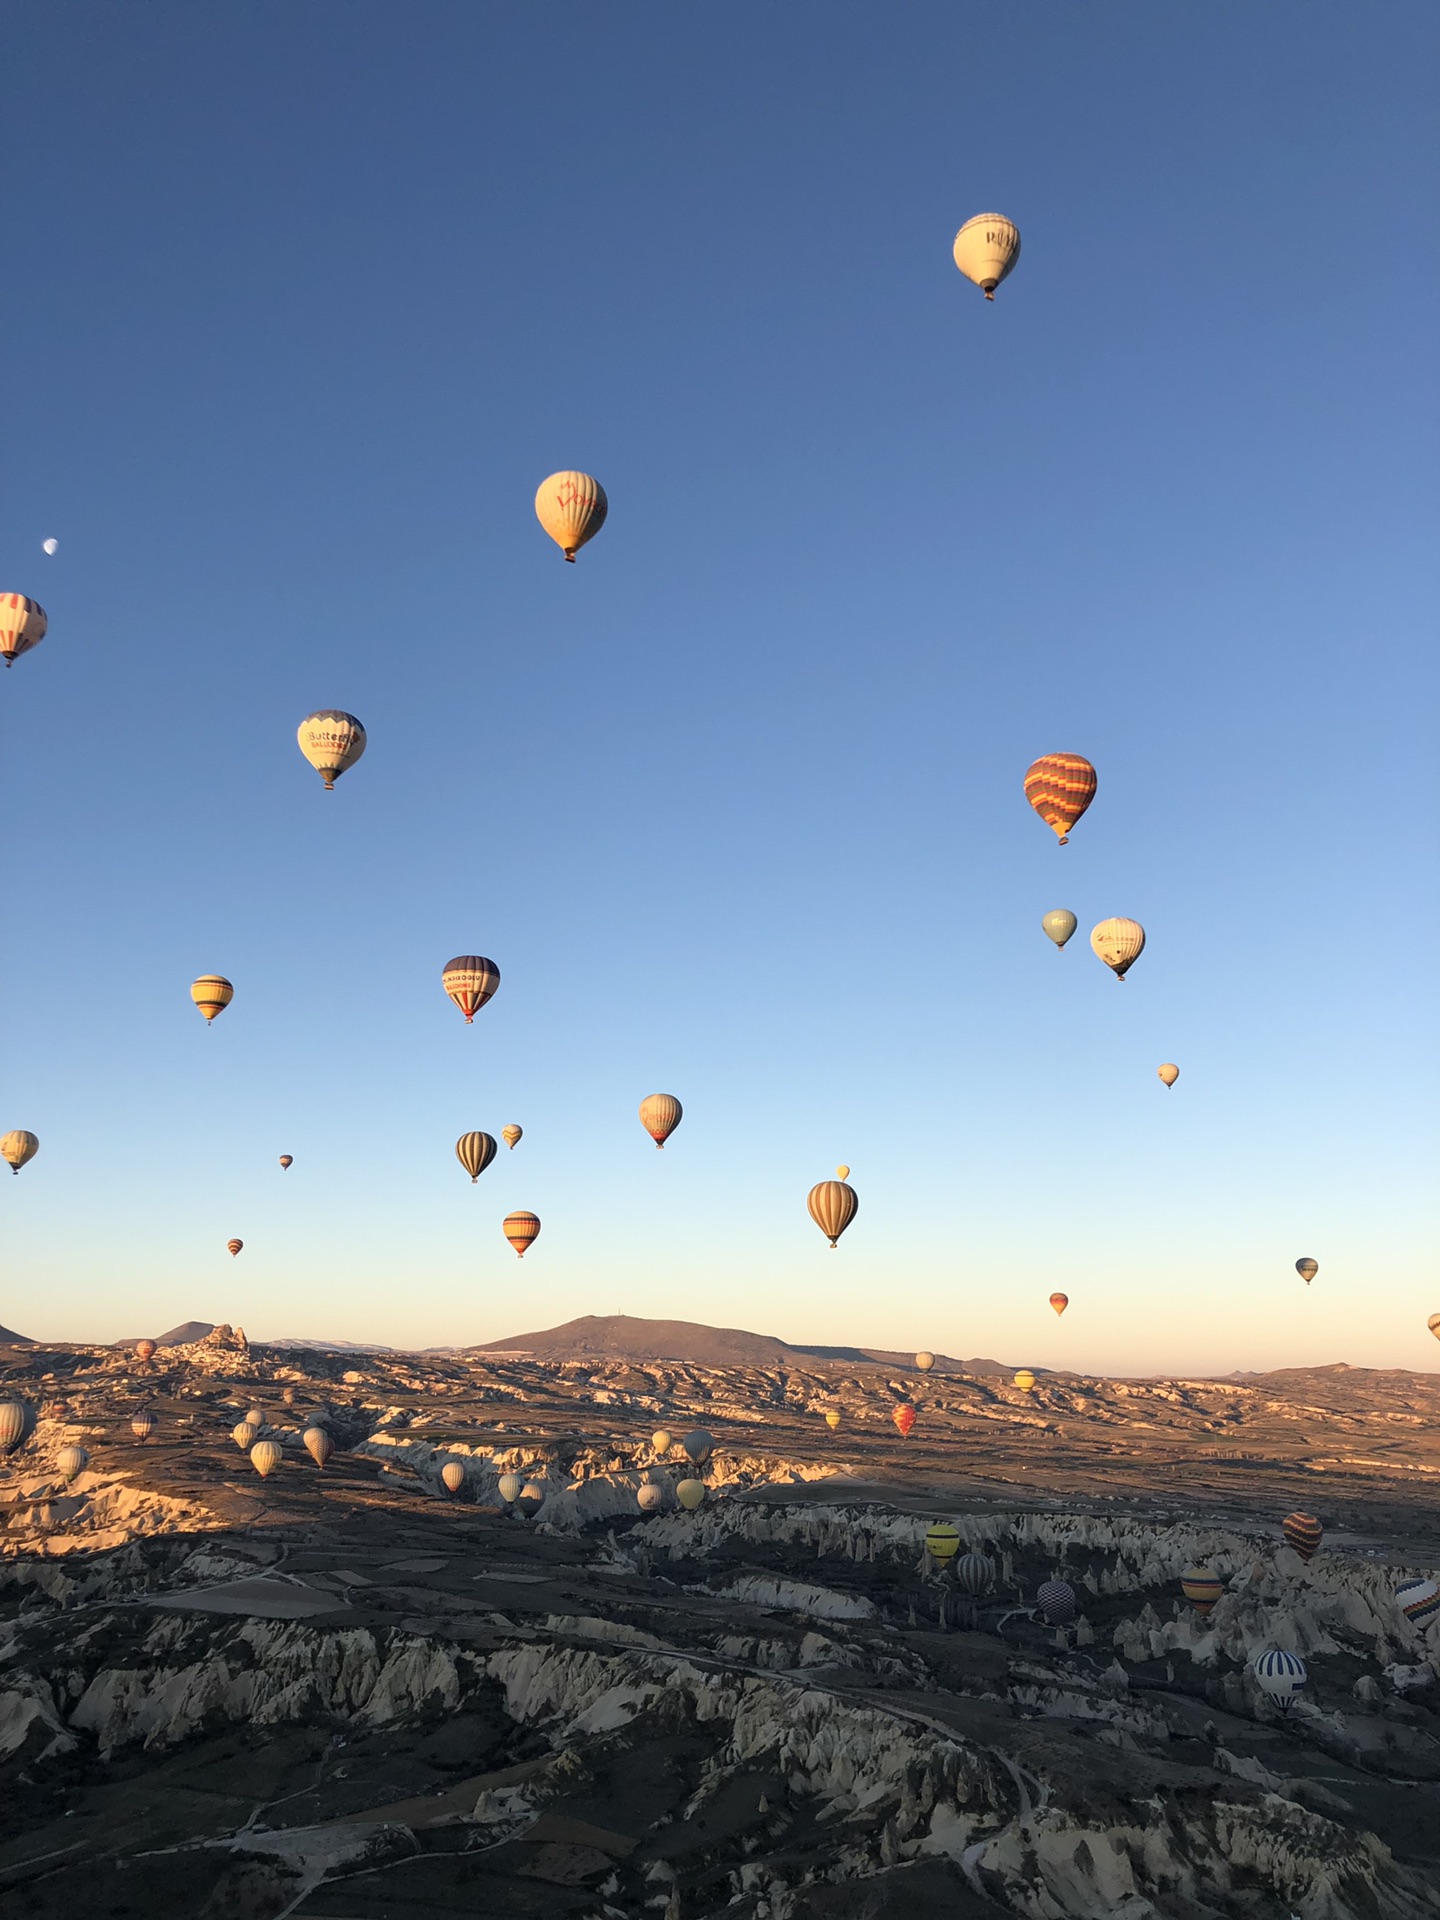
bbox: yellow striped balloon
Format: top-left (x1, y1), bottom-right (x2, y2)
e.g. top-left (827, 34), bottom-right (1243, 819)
top-left (502, 1124), bottom-right (523, 1150)
top-left (296, 711), bottom-right (367, 790)
top-left (1024, 754), bottom-right (1097, 845)
top-left (1013, 1370), bottom-right (1036, 1392)
top-left (191, 975), bottom-right (234, 1023)
top-left (824, 1409), bottom-right (841, 1429)
top-left (503, 1210), bottom-right (541, 1258)
top-left (1181, 1566), bottom-right (1225, 1616)
top-left (1090, 917), bottom-right (1146, 981)
top-left (925, 1521), bottom-right (962, 1564)
top-left (639, 1094), bottom-right (683, 1148)
top-left (807, 1178), bottom-right (858, 1248)
top-left (0, 593), bottom-right (47, 667)
top-left (456, 1131), bottom-right (498, 1182)
top-left (1, 1130), bottom-right (39, 1175)
top-left (535, 471), bottom-right (608, 561)
top-left (952, 214), bottom-right (1021, 299)
top-left (442, 956), bottom-right (500, 1024)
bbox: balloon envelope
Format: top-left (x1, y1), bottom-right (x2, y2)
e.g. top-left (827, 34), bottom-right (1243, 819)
top-left (1049, 1293), bottom-right (1068, 1317)
top-left (1, 1130), bottom-right (38, 1174)
top-left (1252, 1647), bottom-right (1307, 1708)
top-left (1090, 917), bottom-right (1146, 981)
top-left (1181, 1566), bottom-right (1224, 1616)
top-left (1429, 1313), bottom-right (1440, 1342)
top-left (0, 1399), bottom-right (36, 1454)
top-left (893, 1403), bottom-right (916, 1438)
top-left (250, 1439), bottom-right (283, 1478)
top-left (1158, 1064), bottom-right (1179, 1088)
top-left (824, 1409), bottom-right (841, 1429)
top-left (651, 1430), bottom-right (673, 1455)
top-left (131, 1411), bottom-right (155, 1440)
top-left (279, 1155), bottom-right (293, 1170)
top-left (441, 1461), bottom-right (466, 1494)
top-left (0, 593), bottom-right (47, 667)
top-left (443, 956), bottom-right (500, 1024)
top-left (1013, 1370), bottom-right (1036, 1393)
top-left (456, 1131), bottom-right (498, 1182)
top-left (834, 1164), bottom-right (850, 1180)
top-left (503, 1210), bottom-right (540, 1257)
top-left (1024, 754), bottom-right (1096, 845)
top-left (808, 1178), bottom-right (858, 1248)
top-left (42, 539), bottom-right (58, 556)
top-left (915, 1352), bottom-right (935, 1372)
top-left (227, 1239), bottom-right (243, 1257)
top-left (303, 1426), bottom-right (334, 1468)
top-left (497, 1473), bottom-right (523, 1504)
top-left (517, 1480), bottom-right (546, 1516)
top-left (925, 1522), bottom-right (961, 1565)
top-left (952, 213), bottom-right (1021, 298)
top-left (232, 1421), bottom-right (260, 1450)
top-left (955, 1551), bottom-right (994, 1596)
top-left (1037, 1578), bottom-right (1077, 1626)
top-left (1283, 1512), bottom-right (1323, 1562)
top-left (1041, 909), bottom-right (1077, 949)
top-left (683, 1429), bottom-right (714, 1466)
top-left (676, 1478), bottom-right (706, 1511)
top-left (637, 1480), bottom-right (665, 1513)
top-left (639, 1094), bottom-right (683, 1148)
top-left (57, 1444), bottom-right (88, 1480)
top-left (191, 975), bottom-right (234, 1023)
top-left (135, 1339), bottom-right (157, 1361)
top-left (297, 710), bottom-right (366, 790)
top-left (502, 1125), bottom-right (523, 1150)
top-left (535, 471), bottom-right (608, 561)
top-left (1296, 1258), bottom-right (1319, 1284)
top-left (1396, 1578), bottom-right (1440, 1628)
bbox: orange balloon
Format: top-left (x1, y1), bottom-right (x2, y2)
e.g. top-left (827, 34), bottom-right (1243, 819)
top-left (893, 1402), bottom-right (917, 1438)
top-left (1023, 753), bottom-right (1097, 845)
top-left (503, 1210), bottom-right (541, 1258)
top-left (1049, 1293), bottom-right (1068, 1317)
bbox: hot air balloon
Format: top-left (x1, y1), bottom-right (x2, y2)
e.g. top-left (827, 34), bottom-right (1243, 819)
top-left (835, 1165), bottom-right (850, 1180)
top-left (227, 1239), bottom-right (244, 1257)
top-left (1181, 1566), bottom-right (1224, 1616)
top-left (135, 1339), bottom-right (157, 1361)
top-left (442, 955), bottom-right (500, 1024)
top-left (1429, 1313), bottom-right (1440, 1342)
top-left (503, 1211), bottom-right (540, 1258)
top-left (637, 1480), bottom-right (665, 1513)
top-left (297, 711), bottom-right (367, 791)
top-left (0, 594), bottom-right (47, 667)
top-left (951, 213), bottom-right (1021, 299)
top-left (1024, 754), bottom-right (1096, 846)
top-left (250, 1439), bottom-right (283, 1478)
top-left (517, 1479), bottom-right (546, 1517)
top-left (915, 1352), bottom-right (935, 1373)
top-left (441, 1461), bottom-right (466, 1495)
top-left (639, 1094), bottom-right (683, 1149)
top-left (1013, 1370), bottom-right (1036, 1393)
top-left (651, 1429), bottom-right (673, 1456)
top-left (1037, 1578), bottom-right (1077, 1627)
top-left (131, 1411), bottom-right (155, 1441)
top-left (824, 1409), bottom-right (841, 1430)
top-left (232, 1421), bottom-right (259, 1451)
top-left (893, 1403), bottom-right (917, 1438)
top-left (303, 1426), bottom-right (334, 1468)
top-left (497, 1472), bottom-right (523, 1505)
top-left (1396, 1578), bottom-right (1440, 1629)
top-left (456, 1131), bottom-right (498, 1183)
top-left (1251, 1647), bottom-right (1307, 1711)
top-left (502, 1124), bottom-right (523, 1150)
top-left (57, 1444), bottom-right (89, 1481)
top-left (1049, 1293), bottom-right (1068, 1317)
top-left (1283, 1512), bottom-right (1323, 1562)
top-left (1041, 909), bottom-right (1077, 950)
top-left (683, 1429), bottom-right (714, 1466)
top-left (191, 976), bottom-right (234, 1024)
top-left (956, 1551), bottom-right (995, 1597)
top-left (1090, 918), bottom-right (1146, 981)
top-left (808, 1177), bottom-right (858, 1248)
top-left (42, 539), bottom-right (58, 556)
top-left (246, 1406), bottom-right (265, 1428)
top-left (535, 471), bottom-right (608, 562)
top-left (1, 1130), bottom-right (38, 1175)
top-left (925, 1522), bottom-right (961, 1565)
top-left (1296, 1258), bottom-right (1319, 1285)
top-left (279, 1155), bottom-right (293, 1170)
top-left (0, 1399), bottom-right (35, 1454)
top-left (676, 1478), bottom-right (706, 1511)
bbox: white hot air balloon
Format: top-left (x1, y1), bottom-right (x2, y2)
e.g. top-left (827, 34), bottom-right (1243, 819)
top-left (952, 213), bottom-right (1021, 299)
top-left (1090, 917), bottom-right (1146, 982)
top-left (297, 711), bottom-right (367, 791)
top-left (535, 471), bottom-right (608, 562)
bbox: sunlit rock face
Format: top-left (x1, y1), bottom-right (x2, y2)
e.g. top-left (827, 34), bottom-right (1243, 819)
top-left (1, 1330), bottom-right (1438, 1915)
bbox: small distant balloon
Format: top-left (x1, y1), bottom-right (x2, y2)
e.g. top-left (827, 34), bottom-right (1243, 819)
top-left (57, 1444), bottom-right (88, 1480)
top-left (1396, 1578), bottom-right (1440, 1628)
top-left (676, 1478), bottom-right (706, 1511)
top-left (131, 1411), bottom-right (155, 1441)
top-left (0, 1399), bottom-right (36, 1454)
top-left (1041, 909), bottom-right (1077, 950)
top-left (250, 1439), bottom-right (283, 1478)
top-left (0, 594), bottom-right (47, 668)
top-left (1090, 917), bottom-right (1146, 982)
top-left (227, 1238), bottom-right (243, 1257)
top-left (278, 1155), bottom-right (293, 1171)
top-left (1037, 1578), bottom-right (1077, 1627)
top-left (824, 1409), bottom-right (841, 1429)
top-left (191, 975), bottom-right (234, 1025)
top-left (1181, 1566), bottom-right (1224, 1616)
top-left (1158, 1063), bottom-right (1179, 1088)
top-left (1296, 1258), bottom-right (1318, 1285)
top-left (442, 955), bottom-right (500, 1024)
top-left (535, 471), bottom-right (608, 562)
top-left (952, 213), bottom-right (1021, 299)
top-left (1013, 1370), bottom-right (1036, 1393)
top-left (42, 539), bottom-right (58, 556)
top-left (1251, 1647), bottom-right (1307, 1710)
top-left (456, 1131), bottom-right (498, 1182)
top-left (651, 1429), bottom-right (673, 1455)
top-left (232, 1421), bottom-right (259, 1451)
top-left (502, 1124), bottom-right (523, 1150)
top-left (808, 1177), bottom-right (858, 1249)
top-left (956, 1551), bottom-right (994, 1597)
top-left (926, 1522), bottom-right (961, 1565)
top-left (1283, 1511), bottom-right (1323, 1562)
top-left (497, 1472), bottom-right (523, 1505)
top-left (135, 1339), bottom-right (157, 1361)
top-left (441, 1461), bottom-right (466, 1495)
top-left (637, 1480), bottom-right (665, 1514)
top-left (1429, 1313), bottom-right (1440, 1343)
top-left (296, 710), bottom-right (367, 791)
top-left (835, 1164), bottom-right (850, 1180)
top-left (683, 1428), bottom-right (714, 1466)
top-left (893, 1402), bottom-right (916, 1438)
top-left (1025, 754), bottom-right (1097, 845)
top-left (1, 1130), bottom-right (39, 1175)
top-left (303, 1426), bottom-right (334, 1468)
top-left (1049, 1293), bottom-right (1068, 1317)
top-left (639, 1094), bottom-right (683, 1149)
top-left (915, 1351), bottom-right (935, 1372)
top-left (517, 1479), bottom-right (546, 1517)
top-left (503, 1210), bottom-right (540, 1258)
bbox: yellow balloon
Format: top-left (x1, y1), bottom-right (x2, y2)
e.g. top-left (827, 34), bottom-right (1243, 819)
top-left (1090, 918), bottom-right (1146, 981)
top-left (0, 593), bottom-right (47, 667)
top-left (1, 1130), bottom-right (39, 1175)
top-left (297, 710), bottom-right (366, 790)
top-left (835, 1164), bottom-right (850, 1179)
top-left (1158, 1063), bottom-right (1179, 1087)
top-left (191, 975), bottom-right (234, 1023)
top-left (952, 214), bottom-right (1021, 299)
top-left (915, 1351), bottom-right (935, 1372)
top-left (535, 471), bottom-right (608, 561)
top-left (1013, 1370), bottom-right (1036, 1393)
top-left (639, 1094), bottom-right (683, 1149)
top-left (651, 1429), bottom-right (673, 1455)
top-left (824, 1409), bottom-right (841, 1429)
top-left (676, 1478), bottom-right (706, 1511)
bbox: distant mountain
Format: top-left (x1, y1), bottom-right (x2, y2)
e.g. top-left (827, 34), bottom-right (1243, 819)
top-left (156, 1320), bottom-right (217, 1346)
top-left (0, 1324), bottom-right (35, 1345)
top-left (474, 1314), bottom-right (1014, 1376)
top-left (263, 1337), bottom-right (397, 1353)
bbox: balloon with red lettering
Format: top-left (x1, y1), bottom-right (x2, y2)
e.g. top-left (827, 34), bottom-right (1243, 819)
top-left (297, 710), bottom-right (367, 790)
top-left (535, 471), bottom-right (608, 561)
top-left (442, 956), bottom-right (500, 1024)
top-left (639, 1094), bottom-right (683, 1149)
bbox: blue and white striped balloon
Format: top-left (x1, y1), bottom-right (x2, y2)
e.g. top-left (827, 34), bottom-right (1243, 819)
top-left (1251, 1647), bottom-right (1307, 1709)
top-left (1396, 1579), bottom-right (1440, 1629)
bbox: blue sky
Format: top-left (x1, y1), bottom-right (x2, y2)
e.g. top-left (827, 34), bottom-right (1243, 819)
top-left (3, 3), bottom-right (1436, 1371)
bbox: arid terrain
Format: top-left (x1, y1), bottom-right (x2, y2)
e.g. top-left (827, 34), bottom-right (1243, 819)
top-left (2, 1316), bottom-right (1438, 1918)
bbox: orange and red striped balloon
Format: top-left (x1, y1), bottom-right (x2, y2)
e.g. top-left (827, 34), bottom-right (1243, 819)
top-left (503, 1210), bottom-right (541, 1258)
top-left (1282, 1511), bottom-right (1323, 1562)
top-left (1023, 753), bottom-right (1097, 845)
top-left (892, 1402), bottom-right (917, 1438)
